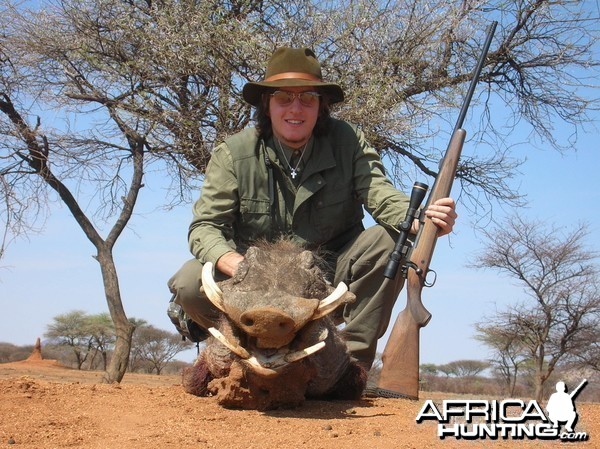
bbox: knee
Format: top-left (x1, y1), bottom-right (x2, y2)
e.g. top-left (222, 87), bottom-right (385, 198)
top-left (334, 225), bottom-right (399, 283)
top-left (355, 225), bottom-right (397, 256)
top-left (168, 258), bottom-right (203, 308)
top-left (169, 259), bottom-right (223, 327)
top-left (350, 225), bottom-right (398, 267)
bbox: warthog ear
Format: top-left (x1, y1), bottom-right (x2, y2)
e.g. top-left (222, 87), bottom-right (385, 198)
top-left (297, 250), bottom-right (315, 270)
top-left (228, 246), bottom-right (257, 284)
top-left (231, 258), bottom-right (250, 284)
top-left (245, 246), bottom-right (259, 263)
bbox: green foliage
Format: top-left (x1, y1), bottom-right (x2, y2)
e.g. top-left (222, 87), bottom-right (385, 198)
top-left (45, 310), bottom-right (115, 369)
top-left (40, 310), bottom-right (191, 373)
top-left (419, 363), bottom-right (439, 376)
top-left (130, 324), bottom-right (194, 375)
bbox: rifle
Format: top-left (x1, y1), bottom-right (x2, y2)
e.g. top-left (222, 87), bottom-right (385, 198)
top-left (373, 21), bottom-right (497, 400)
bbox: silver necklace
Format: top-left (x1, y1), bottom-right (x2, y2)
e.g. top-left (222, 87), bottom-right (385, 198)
top-left (276, 139), bottom-right (308, 180)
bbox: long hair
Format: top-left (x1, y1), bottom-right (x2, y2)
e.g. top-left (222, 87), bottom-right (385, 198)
top-left (253, 89), bottom-right (332, 140)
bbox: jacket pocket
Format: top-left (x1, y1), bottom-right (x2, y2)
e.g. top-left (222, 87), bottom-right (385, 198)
top-left (238, 197), bottom-right (271, 241)
top-left (313, 195), bottom-right (362, 241)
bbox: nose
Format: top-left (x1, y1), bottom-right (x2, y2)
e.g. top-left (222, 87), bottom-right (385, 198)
top-left (288, 96), bottom-right (303, 111)
top-left (239, 307), bottom-right (295, 339)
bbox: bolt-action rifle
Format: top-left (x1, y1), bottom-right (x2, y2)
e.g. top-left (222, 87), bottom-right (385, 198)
top-left (373, 21), bottom-right (497, 400)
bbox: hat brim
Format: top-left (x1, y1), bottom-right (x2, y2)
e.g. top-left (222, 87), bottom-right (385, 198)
top-left (243, 79), bottom-right (344, 106)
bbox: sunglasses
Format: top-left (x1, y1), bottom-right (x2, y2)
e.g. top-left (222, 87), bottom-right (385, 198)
top-left (270, 90), bottom-right (321, 107)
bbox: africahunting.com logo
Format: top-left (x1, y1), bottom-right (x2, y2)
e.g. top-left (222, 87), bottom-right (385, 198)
top-left (416, 379), bottom-right (589, 442)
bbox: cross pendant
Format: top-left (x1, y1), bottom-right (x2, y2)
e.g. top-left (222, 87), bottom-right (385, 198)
top-left (290, 169), bottom-right (298, 179)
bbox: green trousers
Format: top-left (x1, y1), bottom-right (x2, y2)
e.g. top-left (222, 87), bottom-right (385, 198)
top-left (167, 225), bottom-right (405, 369)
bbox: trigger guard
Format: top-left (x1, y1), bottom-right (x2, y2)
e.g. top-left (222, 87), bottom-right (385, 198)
top-left (424, 269), bottom-right (437, 287)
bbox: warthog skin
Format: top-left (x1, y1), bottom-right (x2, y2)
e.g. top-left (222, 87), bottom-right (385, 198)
top-left (182, 240), bottom-right (367, 410)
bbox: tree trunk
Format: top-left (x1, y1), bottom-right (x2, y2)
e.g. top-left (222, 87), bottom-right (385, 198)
top-left (509, 368), bottom-right (518, 397)
top-left (96, 245), bottom-right (135, 383)
top-left (534, 348), bottom-right (546, 402)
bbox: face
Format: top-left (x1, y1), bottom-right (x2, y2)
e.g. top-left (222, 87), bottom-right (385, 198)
top-left (268, 87), bottom-right (320, 149)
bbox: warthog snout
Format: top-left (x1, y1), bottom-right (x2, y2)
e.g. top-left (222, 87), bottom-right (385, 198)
top-left (240, 307), bottom-right (296, 342)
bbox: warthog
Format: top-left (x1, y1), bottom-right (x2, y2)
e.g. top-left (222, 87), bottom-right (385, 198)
top-left (182, 240), bottom-right (367, 410)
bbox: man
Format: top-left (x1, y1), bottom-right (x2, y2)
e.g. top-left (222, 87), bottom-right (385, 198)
top-left (168, 47), bottom-right (457, 370)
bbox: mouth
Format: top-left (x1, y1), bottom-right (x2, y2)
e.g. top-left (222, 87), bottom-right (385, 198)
top-left (208, 327), bottom-right (328, 378)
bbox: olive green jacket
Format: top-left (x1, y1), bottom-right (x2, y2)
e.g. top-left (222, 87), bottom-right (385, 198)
top-left (189, 118), bottom-right (410, 264)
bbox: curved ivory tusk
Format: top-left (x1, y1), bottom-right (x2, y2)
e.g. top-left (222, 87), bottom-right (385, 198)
top-left (284, 341), bottom-right (326, 363)
top-left (312, 282), bottom-right (350, 320)
top-left (242, 342), bottom-right (326, 376)
top-left (201, 262), bottom-right (225, 312)
top-left (241, 357), bottom-right (280, 378)
top-left (208, 327), bottom-right (250, 360)
top-left (208, 326), bottom-right (327, 376)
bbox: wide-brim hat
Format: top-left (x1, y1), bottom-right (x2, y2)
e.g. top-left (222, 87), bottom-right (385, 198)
top-left (243, 47), bottom-right (345, 107)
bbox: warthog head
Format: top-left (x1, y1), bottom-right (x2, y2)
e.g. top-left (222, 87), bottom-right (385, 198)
top-left (183, 240), bottom-right (367, 409)
top-left (202, 240), bottom-right (355, 375)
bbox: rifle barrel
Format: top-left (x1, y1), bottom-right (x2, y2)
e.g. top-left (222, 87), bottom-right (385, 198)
top-left (454, 21), bottom-right (498, 133)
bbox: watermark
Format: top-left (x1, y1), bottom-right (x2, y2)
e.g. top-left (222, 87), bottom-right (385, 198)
top-left (416, 379), bottom-right (589, 442)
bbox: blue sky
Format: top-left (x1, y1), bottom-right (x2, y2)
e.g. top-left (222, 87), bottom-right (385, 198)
top-left (1, 110), bottom-right (598, 366)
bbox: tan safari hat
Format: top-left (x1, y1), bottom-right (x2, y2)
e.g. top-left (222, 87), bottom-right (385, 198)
top-left (242, 47), bottom-right (345, 106)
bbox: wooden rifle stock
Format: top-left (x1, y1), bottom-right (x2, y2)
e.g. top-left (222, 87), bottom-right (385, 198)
top-left (376, 129), bottom-right (465, 399)
top-left (374, 21), bottom-right (497, 400)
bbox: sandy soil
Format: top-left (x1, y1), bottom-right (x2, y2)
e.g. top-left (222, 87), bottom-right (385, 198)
top-left (0, 359), bottom-right (597, 448)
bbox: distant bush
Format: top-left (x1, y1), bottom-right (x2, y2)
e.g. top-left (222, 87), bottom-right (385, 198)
top-left (0, 342), bottom-right (33, 362)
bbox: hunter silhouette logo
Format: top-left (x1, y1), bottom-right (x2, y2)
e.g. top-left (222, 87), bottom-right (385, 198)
top-left (546, 379), bottom-right (587, 435)
top-left (416, 379), bottom-right (589, 441)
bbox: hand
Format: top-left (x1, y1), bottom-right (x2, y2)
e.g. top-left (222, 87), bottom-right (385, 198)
top-left (425, 197), bottom-right (457, 237)
top-left (215, 251), bottom-right (245, 277)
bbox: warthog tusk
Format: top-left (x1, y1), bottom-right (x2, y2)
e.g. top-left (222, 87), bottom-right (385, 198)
top-left (208, 327), bottom-right (250, 359)
top-left (243, 342), bottom-right (326, 376)
top-left (284, 341), bottom-right (326, 363)
top-left (202, 262), bottom-right (226, 312)
top-left (312, 282), bottom-right (350, 320)
top-left (208, 327), bottom-right (327, 376)
top-left (241, 357), bottom-right (280, 378)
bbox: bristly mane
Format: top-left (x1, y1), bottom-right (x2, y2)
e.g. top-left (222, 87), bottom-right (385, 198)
top-left (250, 238), bottom-right (306, 254)
top-left (249, 238), bottom-right (329, 271)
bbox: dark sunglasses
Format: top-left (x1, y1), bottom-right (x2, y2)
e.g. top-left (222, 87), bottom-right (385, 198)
top-left (270, 90), bottom-right (321, 107)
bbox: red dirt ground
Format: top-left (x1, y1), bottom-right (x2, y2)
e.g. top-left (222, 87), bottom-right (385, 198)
top-left (0, 359), bottom-right (597, 448)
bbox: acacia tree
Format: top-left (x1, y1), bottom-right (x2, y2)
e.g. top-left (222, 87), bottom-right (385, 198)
top-left (45, 310), bottom-right (96, 369)
top-left (130, 324), bottom-right (192, 375)
top-left (445, 360), bottom-right (490, 378)
top-left (573, 325), bottom-right (600, 372)
top-left (473, 217), bottom-right (600, 401)
top-left (1, 0), bottom-right (598, 382)
top-left (475, 320), bottom-right (530, 396)
top-left (86, 313), bottom-right (116, 371)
